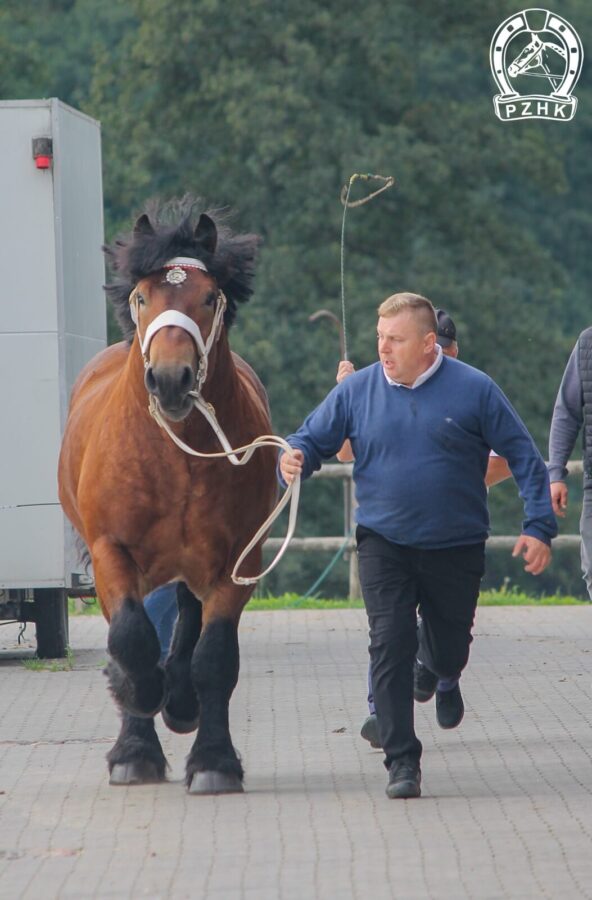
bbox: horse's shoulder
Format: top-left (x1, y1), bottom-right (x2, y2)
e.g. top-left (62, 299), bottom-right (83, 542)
top-left (70, 342), bottom-right (129, 405)
top-left (231, 352), bottom-right (270, 412)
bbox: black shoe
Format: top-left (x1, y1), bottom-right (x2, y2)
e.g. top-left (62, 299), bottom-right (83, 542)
top-left (413, 660), bottom-right (438, 703)
top-left (436, 683), bottom-right (464, 729)
top-left (386, 758), bottom-right (421, 799)
top-left (360, 714), bottom-right (381, 749)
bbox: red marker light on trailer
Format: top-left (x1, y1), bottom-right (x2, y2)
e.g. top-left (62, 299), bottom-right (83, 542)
top-left (32, 137), bottom-right (53, 170)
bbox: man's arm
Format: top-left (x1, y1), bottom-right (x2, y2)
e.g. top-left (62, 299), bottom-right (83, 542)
top-left (278, 385), bottom-right (350, 487)
top-left (482, 382), bottom-right (557, 573)
top-left (548, 341), bottom-right (583, 516)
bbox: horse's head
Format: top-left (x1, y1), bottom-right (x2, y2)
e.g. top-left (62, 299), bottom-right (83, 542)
top-left (131, 214), bottom-right (224, 422)
top-left (507, 34), bottom-right (543, 77)
top-left (105, 198), bottom-right (261, 419)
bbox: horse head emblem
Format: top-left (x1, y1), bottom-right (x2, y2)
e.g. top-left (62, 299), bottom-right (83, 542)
top-left (490, 8), bottom-right (583, 121)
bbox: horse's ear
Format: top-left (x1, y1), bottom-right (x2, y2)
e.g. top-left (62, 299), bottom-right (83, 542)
top-left (133, 214), bottom-right (155, 237)
top-left (194, 214), bottom-right (217, 255)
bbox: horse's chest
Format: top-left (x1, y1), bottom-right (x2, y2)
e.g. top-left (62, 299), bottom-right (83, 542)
top-left (142, 458), bottom-right (244, 513)
top-left (183, 468), bottom-right (244, 518)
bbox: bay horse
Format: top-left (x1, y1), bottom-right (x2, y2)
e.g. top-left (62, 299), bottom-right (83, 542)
top-left (58, 198), bottom-right (277, 793)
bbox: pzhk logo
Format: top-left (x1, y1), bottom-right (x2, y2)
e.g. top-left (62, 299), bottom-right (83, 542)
top-left (490, 8), bottom-right (583, 122)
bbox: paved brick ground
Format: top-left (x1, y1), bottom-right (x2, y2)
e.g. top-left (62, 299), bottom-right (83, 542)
top-left (0, 607), bottom-right (591, 899)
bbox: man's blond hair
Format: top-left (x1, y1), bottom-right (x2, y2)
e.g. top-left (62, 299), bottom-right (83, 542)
top-left (377, 292), bottom-right (437, 335)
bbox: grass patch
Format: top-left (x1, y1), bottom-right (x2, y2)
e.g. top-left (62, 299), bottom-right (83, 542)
top-left (248, 589), bottom-right (588, 609)
top-left (248, 593), bottom-right (364, 610)
top-left (478, 589), bottom-right (586, 606)
top-left (67, 589), bottom-right (588, 615)
top-left (22, 646), bottom-right (75, 672)
top-left (68, 597), bottom-right (100, 616)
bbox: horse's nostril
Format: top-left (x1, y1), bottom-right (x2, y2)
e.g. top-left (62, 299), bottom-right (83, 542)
top-left (144, 365), bottom-right (193, 404)
top-left (144, 366), bottom-right (157, 393)
top-left (179, 366), bottom-right (194, 393)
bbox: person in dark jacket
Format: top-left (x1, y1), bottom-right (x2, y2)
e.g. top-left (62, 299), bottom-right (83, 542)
top-left (548, 327), bottom-right (592, 601)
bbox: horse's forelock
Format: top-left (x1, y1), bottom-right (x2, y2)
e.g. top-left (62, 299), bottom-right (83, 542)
top-left (104, 198), bottom-right (261, 339)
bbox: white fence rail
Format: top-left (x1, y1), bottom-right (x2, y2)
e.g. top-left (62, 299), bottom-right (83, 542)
top-left (265, 461), bottom-right (584, 599)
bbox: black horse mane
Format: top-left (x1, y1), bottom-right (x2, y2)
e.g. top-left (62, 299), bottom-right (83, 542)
top-left (104, 196), bottom-right (261, 342)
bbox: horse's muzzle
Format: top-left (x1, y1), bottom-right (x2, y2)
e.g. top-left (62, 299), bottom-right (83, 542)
top-left (145, 364), bottom-right (195, 421)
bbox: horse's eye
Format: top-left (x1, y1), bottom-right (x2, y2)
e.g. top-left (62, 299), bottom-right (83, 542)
top-left (205, 292), bottom-right (217, 307)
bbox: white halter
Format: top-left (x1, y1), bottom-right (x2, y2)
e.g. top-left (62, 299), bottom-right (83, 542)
top-left (129, 257), bottom-right (226, 395)
top-left (127, 257), bottom-right (301, 585)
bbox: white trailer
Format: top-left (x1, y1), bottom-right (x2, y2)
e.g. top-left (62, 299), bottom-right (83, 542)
top-left (0, 99), bottom-right (106, 656)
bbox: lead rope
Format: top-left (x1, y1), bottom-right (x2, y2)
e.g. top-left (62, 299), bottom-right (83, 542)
top-left (132, 288), bottom-right (300, 586)
top-left (339, 173), bottom-right (395, 361)
top-left (149, 396), bottom-right (300, 586)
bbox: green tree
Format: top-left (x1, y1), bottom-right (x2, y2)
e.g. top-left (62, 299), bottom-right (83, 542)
top-left (3, 0), bottom-right (591, 595)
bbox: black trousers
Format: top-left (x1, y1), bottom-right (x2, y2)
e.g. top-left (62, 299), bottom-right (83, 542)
top-left (356, 525), bottom-right (485, 767)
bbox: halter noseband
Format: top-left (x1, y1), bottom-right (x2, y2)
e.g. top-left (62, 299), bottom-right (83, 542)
top-left (129, 257), bottom-right (227, 395)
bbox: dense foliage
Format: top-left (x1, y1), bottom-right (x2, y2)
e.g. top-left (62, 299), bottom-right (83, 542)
top-left (3, 0), bottom-right (591, 595)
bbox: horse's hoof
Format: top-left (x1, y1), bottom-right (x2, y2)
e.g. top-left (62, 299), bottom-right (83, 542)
top-left (109, 761), bottom-right (164, 785)
top-left (188, 771), bottom-right (244, 794)
top-left (161, 707), bottom-right (200, 734)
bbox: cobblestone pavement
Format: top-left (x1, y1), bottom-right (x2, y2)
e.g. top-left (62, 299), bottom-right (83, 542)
top-left (0, 607), bottom-right (591, 900)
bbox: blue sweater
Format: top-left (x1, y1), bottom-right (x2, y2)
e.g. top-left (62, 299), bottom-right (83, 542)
top-left (283, 358), bottom-right (557, 549)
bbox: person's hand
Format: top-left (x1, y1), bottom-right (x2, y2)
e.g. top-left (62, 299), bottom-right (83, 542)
top-left (336, 360), bottom-right (355, 384)
top-left (280, 448), bottom-right (304, 484)
top-left (550, 481), bottom-right (568, 518)
top-left (511, 535), bottom-right (551, 575)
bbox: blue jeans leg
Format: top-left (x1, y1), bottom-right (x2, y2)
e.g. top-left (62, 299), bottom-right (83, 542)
top-left (144, 583), bottom-right (179, 662)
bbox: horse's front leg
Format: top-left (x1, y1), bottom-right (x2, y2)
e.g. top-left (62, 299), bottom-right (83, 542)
top-left (91, 537), bottom-right (168, 785)
top-left (93, 537), bottom-right (167, 720)
top-left (108, 711), bottom-right (167, 785)
top-left (185, 584), bottom-right (250, 795)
